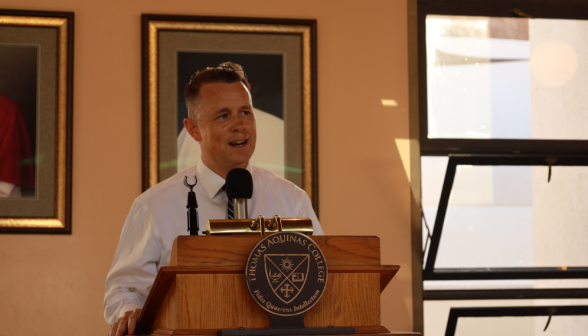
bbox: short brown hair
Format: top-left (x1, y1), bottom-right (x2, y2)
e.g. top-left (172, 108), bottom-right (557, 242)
top-left (183, 69), bottom-right (249, 120)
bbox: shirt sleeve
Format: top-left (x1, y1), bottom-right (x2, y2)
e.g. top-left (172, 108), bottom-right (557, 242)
top-left (104, 199), bottom-right (162, 326)
top-left (295, 189), bottom-right (324, 235)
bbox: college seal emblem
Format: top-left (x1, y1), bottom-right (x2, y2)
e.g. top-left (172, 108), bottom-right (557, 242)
top-left (245, 232), bottom-right (328, 316)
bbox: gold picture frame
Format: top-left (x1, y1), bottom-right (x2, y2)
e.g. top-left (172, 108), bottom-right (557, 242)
top-left (0, 10), bottom-right (74, 233)
top-left (141, 15), bottom-right (319, 213)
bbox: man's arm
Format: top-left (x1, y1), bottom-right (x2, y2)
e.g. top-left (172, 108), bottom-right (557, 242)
top-left (104, 200), bottom-right (161, 328)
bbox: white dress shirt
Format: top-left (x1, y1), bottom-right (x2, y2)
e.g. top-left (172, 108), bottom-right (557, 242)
top-left (103, 159), bottom-right (323, 325)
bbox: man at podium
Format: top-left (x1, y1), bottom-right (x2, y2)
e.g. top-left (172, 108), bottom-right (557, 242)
top-left (104, 66), bottom-right (323, 336)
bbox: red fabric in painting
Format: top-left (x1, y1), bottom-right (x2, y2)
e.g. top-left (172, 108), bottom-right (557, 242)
top-left (0, 94), bottom-right (35, 188)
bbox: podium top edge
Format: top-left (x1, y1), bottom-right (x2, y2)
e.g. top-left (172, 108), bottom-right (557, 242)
top-left (175, 235), bottom-right (382, 239)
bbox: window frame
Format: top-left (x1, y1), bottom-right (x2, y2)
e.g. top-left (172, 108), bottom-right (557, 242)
top-left (444, 305), bottom-right (588, 336)
top-left (418, 0), bottom-right (588, 156)
top-left (423, 154), bottom-right (588, 281)
top-left (416, 2), bottom-right (588, 333)
top-left (424, 288), bottom-right (588, 301)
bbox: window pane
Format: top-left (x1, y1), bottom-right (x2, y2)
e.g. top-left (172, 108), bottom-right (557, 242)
top-left (426, 15), bottom-right (588, 140)
top-left (424, 279), bottom-right (588, 290)
top-left (455, 316), bottom-right (588, 336)
top-left (422, 156), bottom-right (449, 265)
top-left (424, 299), bottom-right (588, 336)
top-left (434, 165), bottom-right (588, 269)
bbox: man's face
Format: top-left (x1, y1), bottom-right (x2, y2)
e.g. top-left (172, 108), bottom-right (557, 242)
top-left (184, 81), bottom-right (257, 175)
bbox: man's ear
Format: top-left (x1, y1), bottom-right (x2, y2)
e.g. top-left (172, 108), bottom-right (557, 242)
top-left (184, 117), bottom-right (202, 142)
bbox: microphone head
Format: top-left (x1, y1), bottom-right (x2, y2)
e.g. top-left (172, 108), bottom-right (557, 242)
top-left (226, 168), bottom-right (253, 199)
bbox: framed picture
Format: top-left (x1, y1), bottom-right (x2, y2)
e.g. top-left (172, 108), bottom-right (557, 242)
top-left (0, 9), bottom-right (74, 233)
top-left (141, 15), bottom-right (319, 213)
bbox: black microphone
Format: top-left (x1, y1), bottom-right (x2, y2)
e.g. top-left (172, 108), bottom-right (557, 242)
top-left (226, 168), bottom-right (253, 219)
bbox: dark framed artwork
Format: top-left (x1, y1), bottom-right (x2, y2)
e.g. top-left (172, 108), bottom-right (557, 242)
top-left (0, 10), bottom-right (74, 233)
top-left (141, 15), bottom-right (319, 213)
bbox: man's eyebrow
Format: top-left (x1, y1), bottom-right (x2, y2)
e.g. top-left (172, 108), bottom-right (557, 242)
top-left (212, 105), bottom-right (253, 116)
top-left (213, 107), bottom-right (231, 116)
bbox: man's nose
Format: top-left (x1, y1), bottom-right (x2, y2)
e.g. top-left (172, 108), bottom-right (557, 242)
top-left (231, 115), bottom-right (247, 132)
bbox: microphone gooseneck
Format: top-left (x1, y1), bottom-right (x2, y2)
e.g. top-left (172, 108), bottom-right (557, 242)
top-left (225, 168), bottom-right (253, 219)
top-left (184, 176), bottom-right (199, 235)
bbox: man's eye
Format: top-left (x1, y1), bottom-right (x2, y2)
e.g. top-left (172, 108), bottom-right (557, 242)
top-left (242, 110), bottom-right (251, 116)
top-left (218, 114), bottom-right (228, 120)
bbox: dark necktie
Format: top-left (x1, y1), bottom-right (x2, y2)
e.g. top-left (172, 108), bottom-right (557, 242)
top-left (223, 185), bottom-right (234, 219)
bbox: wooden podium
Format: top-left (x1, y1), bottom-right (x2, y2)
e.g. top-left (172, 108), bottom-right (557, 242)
top-left (135, 235), bottom-right (406, 336)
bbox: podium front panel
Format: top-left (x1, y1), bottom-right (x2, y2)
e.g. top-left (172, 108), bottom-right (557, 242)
top-left (152, 272), bottom-right (381, 330)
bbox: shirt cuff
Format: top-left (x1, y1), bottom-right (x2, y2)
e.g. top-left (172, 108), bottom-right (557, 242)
top-left (119, 303), bottom-right (143, 319)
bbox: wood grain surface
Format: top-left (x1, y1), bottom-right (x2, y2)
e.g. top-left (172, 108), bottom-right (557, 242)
top-left (152, 279), bottom-right (177, 330)
top-left (142, 325), bottom-right (422, 336)
top-left (304, 273), bottom-right (380, 327)
top-left (140, 328), bottom-right (421, 336)
top-left (147, 268), bottom-right (396, 331)
top-left (142, 332), bottom-right (418, 336)
top-left (136, 236), bottom-right (402, 336)
top-left (169, 236), bottom-right (381, 267)
top-left (176, 274), bottom-right (269, 329)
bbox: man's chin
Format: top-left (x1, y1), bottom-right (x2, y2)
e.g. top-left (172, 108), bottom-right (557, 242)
top-left (225, 148), bottom-right (254, 163)
top-left (226, 155), bottom-right (253, 169)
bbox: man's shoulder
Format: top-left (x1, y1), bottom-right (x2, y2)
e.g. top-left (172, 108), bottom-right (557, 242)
top-left (251, 165), bottom-right (305, 195)
top-left (134, 167), bottom-right (193, 205)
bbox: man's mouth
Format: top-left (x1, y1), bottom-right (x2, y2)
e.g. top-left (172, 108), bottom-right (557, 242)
top-left (229, 140), bottom-right (248, 147)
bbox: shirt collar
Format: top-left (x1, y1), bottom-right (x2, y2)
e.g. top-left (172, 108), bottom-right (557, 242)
top-left (195, 158), bottom-right (253, 199)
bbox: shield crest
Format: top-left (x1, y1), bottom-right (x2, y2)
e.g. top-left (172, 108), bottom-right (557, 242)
top-left (264, 254), bottom-right (310, 304)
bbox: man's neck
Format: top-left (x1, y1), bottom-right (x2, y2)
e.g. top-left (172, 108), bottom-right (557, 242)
top-left (201, 157), bottom-right (248, 179)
